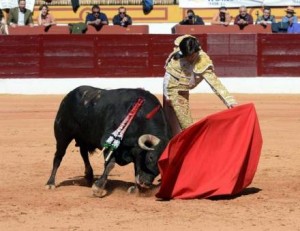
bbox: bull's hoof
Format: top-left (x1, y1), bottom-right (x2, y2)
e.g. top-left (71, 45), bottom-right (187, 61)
top-left (45, 184), bottom-right (56, 190)
top-left (92, 184), bottom-right (107, 198)
top-left (85, 178), bottom-right (94, 187)
top-left (84, 173), bottom-right (94, 186)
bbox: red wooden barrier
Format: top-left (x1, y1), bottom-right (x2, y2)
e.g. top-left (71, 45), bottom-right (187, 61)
top-left (257, 34), bottom-right (300, 77)
top-left (8, 25), bottom-right (70, 35)
top-left (86, 25), bottom-right (149, 34)
top-left (172, 25), bottom-right (272, 34)
top-left (95, 35), bottom-right (152, 77)
top-left (41, 35), bottom-right (95, 77)
top-left (45, 25), bottom-right (70, 34)
top-left (8, 25), bottom-right (149, 35)
top-left (0, 34), bottom-right (300, 78)
top-left (8, 26), bottom-right (45, 35)
top-left (0, 36), bottom-right (41, 77)
top-left (207, 34), bottom-right (257, 76)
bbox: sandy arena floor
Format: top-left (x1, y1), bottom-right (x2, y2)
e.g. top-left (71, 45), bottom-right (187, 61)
top-left (0, 93), bottom-right (299, 231)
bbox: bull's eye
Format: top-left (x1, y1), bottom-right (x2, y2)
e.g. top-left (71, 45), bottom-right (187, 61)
top-left (148, 155), bottom-right (154, 162)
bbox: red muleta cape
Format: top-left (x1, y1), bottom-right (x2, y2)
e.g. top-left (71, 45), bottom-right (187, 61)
top-left (156, 103), bottom-right (263, 199)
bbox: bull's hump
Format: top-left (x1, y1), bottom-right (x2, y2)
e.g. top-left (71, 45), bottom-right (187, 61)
top-left (77, 86), bottom-right (102, 106)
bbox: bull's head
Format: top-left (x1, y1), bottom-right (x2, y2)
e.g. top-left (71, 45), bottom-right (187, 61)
top-left (134, 134), bottom-right (163, 189)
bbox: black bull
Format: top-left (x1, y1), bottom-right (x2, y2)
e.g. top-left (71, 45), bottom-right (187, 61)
top-left (46, 86), bottom-right (173, 197)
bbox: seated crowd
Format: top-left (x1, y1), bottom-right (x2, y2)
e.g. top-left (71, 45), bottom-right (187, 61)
top-left (180, 5), bottom-right (298, 29)
top-left (0, 0), bottom-right (299, 35)
top-left (0, 0), bottom-right (134, 34)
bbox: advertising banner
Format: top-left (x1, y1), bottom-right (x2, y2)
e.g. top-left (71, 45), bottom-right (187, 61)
top-left (264, 0), bottom-right (300, 6)
top-left (0, 0), bottom-right (35, 11)
top-left (179, 0), bottom-right (300, 8)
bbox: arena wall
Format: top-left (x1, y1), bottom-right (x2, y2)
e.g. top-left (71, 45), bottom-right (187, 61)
top-left (1, 34), bottom-right (299, 78)
top-left (0, 33), bottom-right (300, 94)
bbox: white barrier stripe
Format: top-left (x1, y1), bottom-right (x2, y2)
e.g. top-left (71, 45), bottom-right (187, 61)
top-left (0, 77), bottom-right (300, 94)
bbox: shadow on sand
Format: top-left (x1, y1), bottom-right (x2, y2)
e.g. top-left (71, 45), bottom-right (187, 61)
top-left (56, 177), bottom-right (260, 199)
top-left (209, 187), bottom-right (262, 200)
top-left (56, 175), bottom-right (160, 197)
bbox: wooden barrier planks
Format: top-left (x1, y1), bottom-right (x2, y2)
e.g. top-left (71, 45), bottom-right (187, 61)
top-left (0, 34), bottom-right (300, 78)
top-left (95, 35), bottom-right (151, 77)
top-left (41, 35), bottom-right (95, 77)
top-left (257, 34), bottom-right (300, 76)
top-left (0, 36), bottom-right (41, 78)
top-left (172, 25), bottom-right (273, 34)
top-left (207, 34), bottom-right (257, 77)
top-left (86, 25), bottom-right (149, 34)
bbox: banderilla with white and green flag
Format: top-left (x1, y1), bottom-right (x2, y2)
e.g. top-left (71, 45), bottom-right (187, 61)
top-left (100, 97), bottom-right (145, 164)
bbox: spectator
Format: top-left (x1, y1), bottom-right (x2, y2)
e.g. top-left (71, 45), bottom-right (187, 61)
top-left (163, 35), bottom-right (237, 134)
top-left (256, 7), bottom-right (276, 26)
top-left (113, 7), bottom-right (132, 27)
top-left (38, 4), bottom-right (56, 27)
top-left (282, 6), bottom-right (298, 24)
top-left (85, 5), bottom-right (108, 30)
top-left (234, 6), bottom-right (253, 29)
top-left (179, 9), bottom-right (204, 25)
top-left (211, 6), bottom-right (231, 26)
top-left (0, 9), bottom-right (9, 35)
top-left (7, 0), bottom-right (34, 27)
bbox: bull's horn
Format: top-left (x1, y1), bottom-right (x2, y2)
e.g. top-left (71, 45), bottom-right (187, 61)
top-left (138, 134), bottom-right (161, 151)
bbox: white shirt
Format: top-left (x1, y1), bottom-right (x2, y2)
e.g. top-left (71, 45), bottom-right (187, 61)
top-left (18, 9), bottom-right (25, 25)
